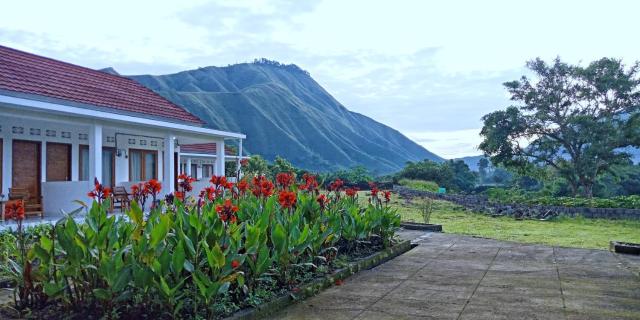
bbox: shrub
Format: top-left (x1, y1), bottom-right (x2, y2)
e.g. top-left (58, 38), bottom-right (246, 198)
top-left (398, 179), bottom-right (439, 192)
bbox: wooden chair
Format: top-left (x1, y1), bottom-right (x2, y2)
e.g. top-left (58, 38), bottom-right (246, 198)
top-left (9, 187), bottom-right (44, 218)
top-left (111, 186), bottom-right (131, 213)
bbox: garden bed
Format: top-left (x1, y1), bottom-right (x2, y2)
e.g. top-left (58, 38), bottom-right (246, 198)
top-left (226, 240), bottom-right (412, 320)
top-left (0, 175), bottom-right (402, 319)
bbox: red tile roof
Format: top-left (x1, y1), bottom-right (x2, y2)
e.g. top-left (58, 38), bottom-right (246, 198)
top-left (180, 143), bottom-right (236, 156)
top-left (0, 45), bottom-right (203, 125)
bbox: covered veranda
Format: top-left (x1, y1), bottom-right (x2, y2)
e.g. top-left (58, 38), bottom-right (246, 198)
top-left (0, 94), bottom-right (245, 222)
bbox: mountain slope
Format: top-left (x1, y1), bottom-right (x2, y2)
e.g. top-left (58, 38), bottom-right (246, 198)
top-left (129, 61), bottom-right (442, 174)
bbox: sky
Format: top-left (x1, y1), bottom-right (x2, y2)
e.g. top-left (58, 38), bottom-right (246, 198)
top-left (1, 0), bottom-right (639, 158)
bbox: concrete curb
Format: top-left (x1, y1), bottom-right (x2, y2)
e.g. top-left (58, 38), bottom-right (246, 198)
top-left (400, 222), bottom-right (443, 232)
top-left (225, 240), bottom-right (413, 320)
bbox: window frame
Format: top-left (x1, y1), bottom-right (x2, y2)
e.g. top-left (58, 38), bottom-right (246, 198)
top-left (129, 149), bottom-right (158, 181)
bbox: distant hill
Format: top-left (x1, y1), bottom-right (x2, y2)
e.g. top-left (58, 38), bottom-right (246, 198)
top-left (128, 60), bottom-right (443, 174)
top-left (455, 155), bottom-right (487, 171)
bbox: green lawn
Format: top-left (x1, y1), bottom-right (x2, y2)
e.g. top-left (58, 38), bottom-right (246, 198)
top-left (372, 192), bottom-right (640, 250)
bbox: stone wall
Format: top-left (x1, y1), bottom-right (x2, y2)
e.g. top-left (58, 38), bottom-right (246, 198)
top-left (394, 185), bottom-right (640, 220)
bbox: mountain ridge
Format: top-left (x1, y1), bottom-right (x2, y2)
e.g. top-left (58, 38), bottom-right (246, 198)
top-left (128, 60), bottom-right (442, 174)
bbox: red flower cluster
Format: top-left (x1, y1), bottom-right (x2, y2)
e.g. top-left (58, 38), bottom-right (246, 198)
top-left (369, 182), bottom-right (379, 198)
top-left (88, 178), bottom-right (111, 203)
top-left (316, 194), bottom-right (329, 210)
top-left (345, 187), bottom-right (359, 198)
top-left (236, 179), bottom-right (249, 196)
top-left (146, 179), bottom-right (162, 197)
top-left (276, 172), bottom-right (294, 189)
top-left (200, 186), bottom-right (220, 201)
top-left (130, 183), bottom-right (149, 205)
top-left (383, 191), bottom-right (392, 204)
top-left (4, 199), bottom-right (25, 221)
top-left (328, 179), bottom-right (344, 192)
top-left (278, 190), bottom-right (297, 209)
top-left (174, 191), bottom-right (185, 201)
top-left (178, 174), bottom-right (196, 192)
top-left (251, 176), bottom-right (274, 198)
top-left (298, 173), bottom-right (319, 193)
top-left (210, 176), bottom-right (233, 190)
top-left (216, 199), bottom-right (239, 223)
top-left (231, 259), bottom-right (241, 269)
top-left (240, 158), bottom-right (249, 167)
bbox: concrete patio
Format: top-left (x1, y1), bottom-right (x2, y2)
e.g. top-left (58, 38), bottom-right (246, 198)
top-left (272, 232), bottom-right (640, 320)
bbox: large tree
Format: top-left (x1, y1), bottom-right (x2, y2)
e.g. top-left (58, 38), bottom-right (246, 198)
top-left (480, 57), bottom-right (640, 197)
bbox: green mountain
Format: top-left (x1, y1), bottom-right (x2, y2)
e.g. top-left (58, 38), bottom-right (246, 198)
top-left (129, 60), bottom-right (442, 174)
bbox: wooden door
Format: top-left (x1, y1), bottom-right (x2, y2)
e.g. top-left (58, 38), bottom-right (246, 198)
top-left (12, 140), bottom-right (41, 202)
top-left (46, 142), bottom-right (71, 181)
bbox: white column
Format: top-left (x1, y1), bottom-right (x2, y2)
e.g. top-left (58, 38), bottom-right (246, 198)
top-left (41, 142), bottom-right (47, 182)
top-left (89, 124), bottom-right (103, 183)
top-left (164, 134), bottom-right (175, 192)
top-left (2, 136), bottom-right (12, 197)
top-left (186, 158), bottom-right (192, 176)
top-left (237, 138), bottom-right (243, 176)
top-left (215, 139), bottom-right (225, 176)
top-left (71, 143), bottom-right (79, 181)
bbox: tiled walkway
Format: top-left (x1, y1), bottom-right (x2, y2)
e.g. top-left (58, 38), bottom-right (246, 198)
top-left (272, 232), bottom-right (640, 320)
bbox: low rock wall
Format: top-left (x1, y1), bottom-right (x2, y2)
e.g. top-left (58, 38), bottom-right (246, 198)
top-left (394, 186), bottom-right (640, 220)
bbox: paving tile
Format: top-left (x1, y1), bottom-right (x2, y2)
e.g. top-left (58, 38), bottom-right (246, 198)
top-left (353, 310), bottom-right (443, 320)
top-left (458, 303), bottom-right (565, 320)
top-left (369, 297), bottom-right (465, 319)
top-left (271, 304), bottom-right (362, 320)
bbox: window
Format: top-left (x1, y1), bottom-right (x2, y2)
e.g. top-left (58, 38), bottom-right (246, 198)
top-left (79, 145), bottom-right (89, 181)
top-left (102, 148), bottom-right (115, 188)
top-left (202, 164), bottom-right (213, 178)
top-left (79, 146), bottom-right (115, 186)
top-left (191, 164), bottom-right (198, 180)
top-left (130, 149), bottom-right (157, 181)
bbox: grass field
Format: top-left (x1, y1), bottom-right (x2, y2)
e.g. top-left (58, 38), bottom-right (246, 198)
top-left (361, 191), bottom-right (640, 250)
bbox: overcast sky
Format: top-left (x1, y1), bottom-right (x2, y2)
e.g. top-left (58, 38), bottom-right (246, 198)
top-left (2, 0), bottom-right (639, 158)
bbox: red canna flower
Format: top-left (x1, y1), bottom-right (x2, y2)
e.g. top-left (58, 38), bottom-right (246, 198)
top-left (231, 260), bottom-right (240, 269)
top-left (276, 172), bottom-right (294, 189)
top-left (278, 190), bottom-right (297, 209)
top-left (328, 178), bottom-right (344, 192)
top-left (236, 179), bottom-right (249, 195)
top-left (88, 178), bottom-right (111, 204)
top-left (4, 200), bottom-right (25, 221)
top-left (178, 174), bottom-right (195, 192)
top-left (201, 186), bottom-right (217, 201)
top-left (216, 199), bottom-right (239, 223)
top-left (145, 179), bottom-right (162, 196)
top-left (174, 191), bottom-right (185, 201)
top-left (345, 187), bottom-right (359, 198)
top-left (369, 183), bottom-right (379, 198)
top-left (299, 173), bottom-right (319, 193)
top-left (316, 194), bottom-right (329, 210)
top-left (261, 179), bottom-right (275, 197)
top-left (383, 191), bottom-right (392, 204)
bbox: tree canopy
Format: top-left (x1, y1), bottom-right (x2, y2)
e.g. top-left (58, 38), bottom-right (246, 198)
top-left (480, 57), bottom-right (640, 197)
